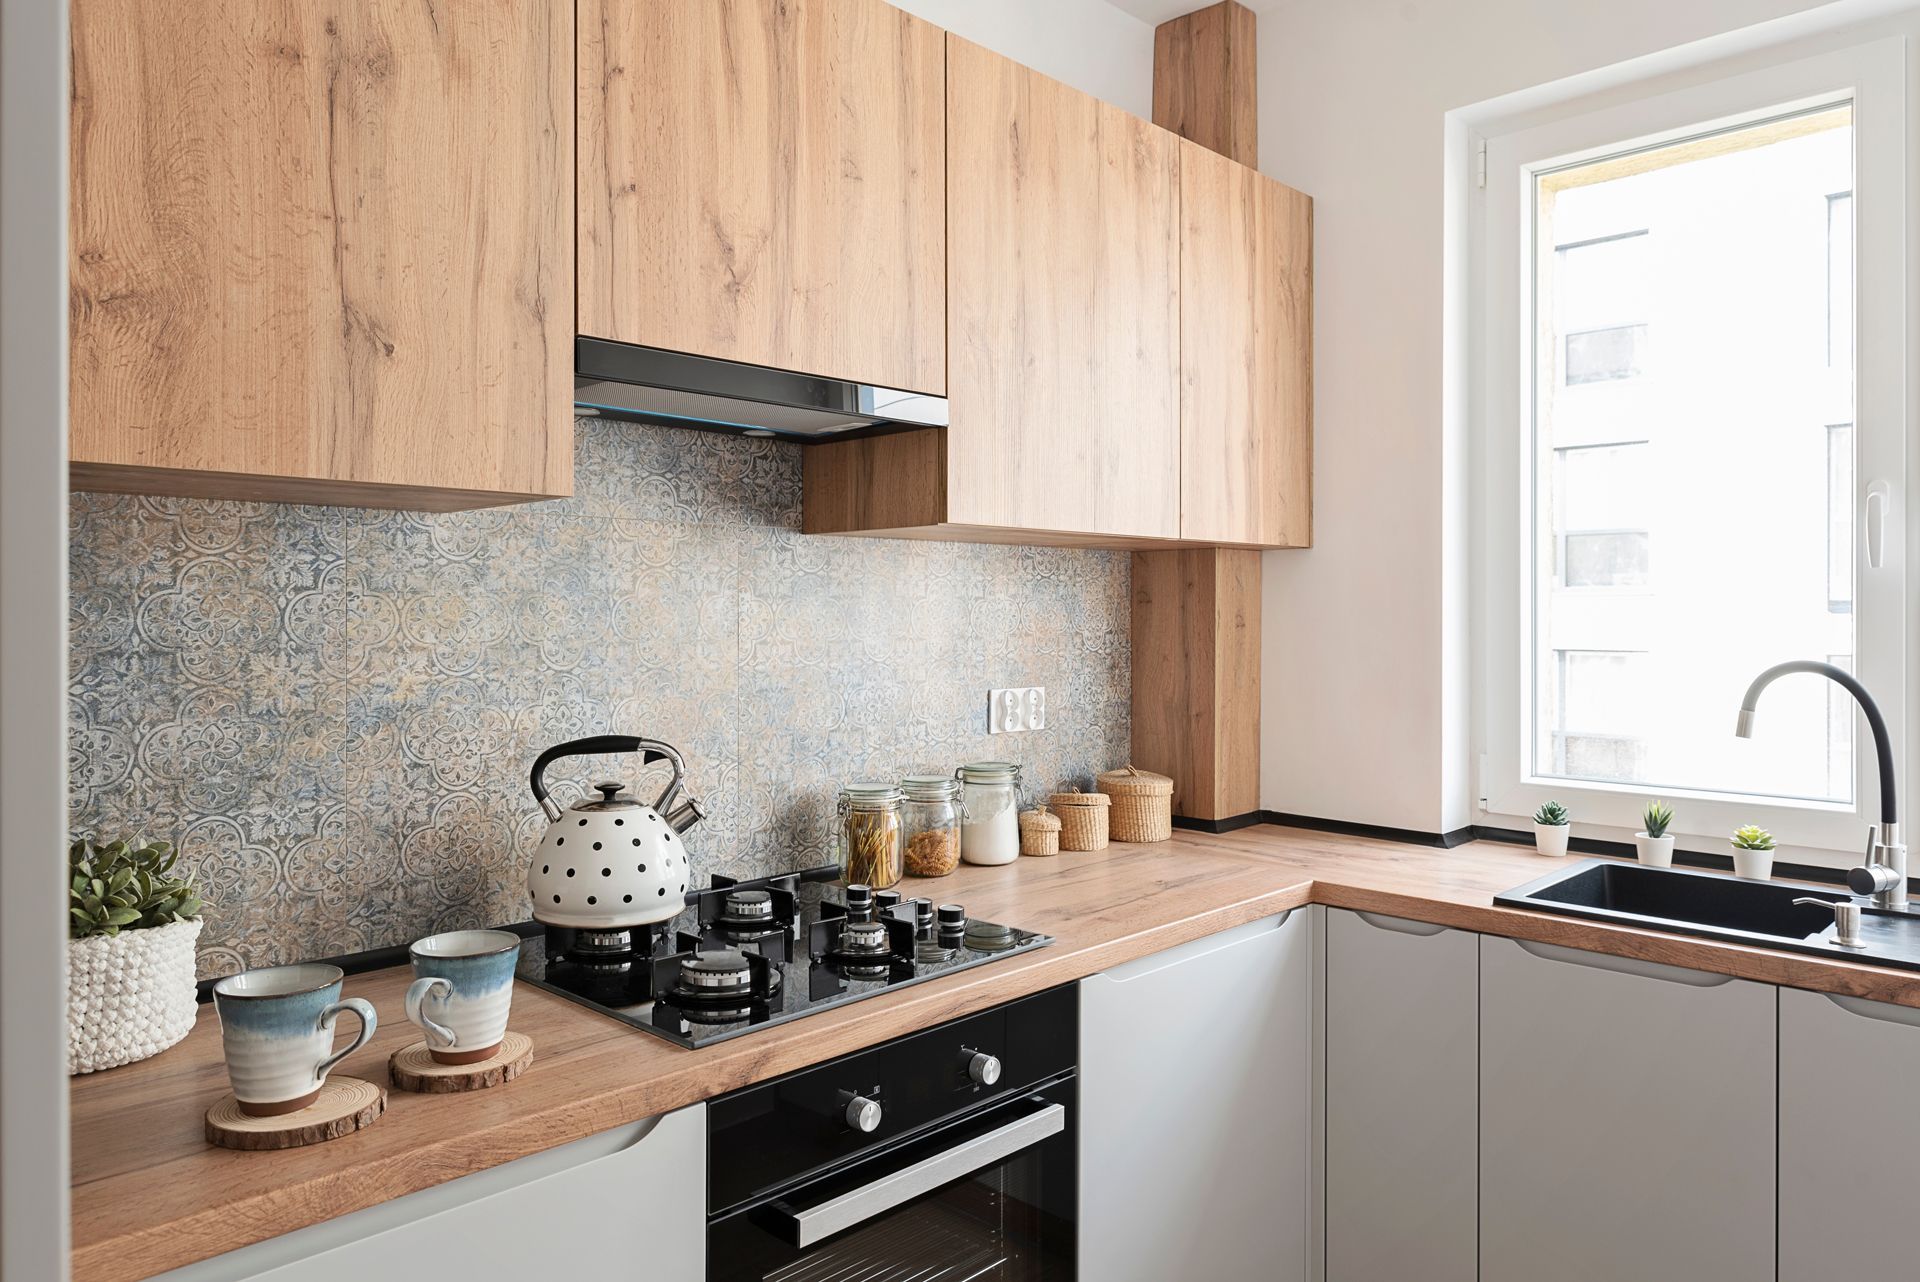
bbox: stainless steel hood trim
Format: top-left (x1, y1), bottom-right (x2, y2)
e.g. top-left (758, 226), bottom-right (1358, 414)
top-left (574, 337), bottom-right (948, 441)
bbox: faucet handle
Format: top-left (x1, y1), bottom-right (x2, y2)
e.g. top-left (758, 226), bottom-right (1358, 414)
top-left (1795, 897), bottom-right (1866, 949)
top-left (1847, 863), bottom-right (1901, 897)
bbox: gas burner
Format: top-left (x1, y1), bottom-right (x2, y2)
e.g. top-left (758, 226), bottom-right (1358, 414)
top-left (718, 889), bottom-right (774, 925)
top-left (838, 919), bottom-right (891, 956)
top-left (670, 947), bottom-right (781, 1005)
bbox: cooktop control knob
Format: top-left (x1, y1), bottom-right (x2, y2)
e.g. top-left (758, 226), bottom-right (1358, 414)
top-left (841, 1091), bottom-right (883, 1133)
top-left (963, 1049), bottom-right (1002, 1087)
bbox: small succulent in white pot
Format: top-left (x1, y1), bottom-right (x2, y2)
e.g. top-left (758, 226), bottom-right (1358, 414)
top-left (1533, 800), bottom-right (1571, 857)
top-left (1635, 800), bottom-right (1676, 869)
top-left (1731, 825), bottom-right (1776, 880)
top-left (68, 837), bottom-right (204, 1075)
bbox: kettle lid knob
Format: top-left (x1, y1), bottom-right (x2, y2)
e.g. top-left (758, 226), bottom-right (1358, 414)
top-left (593, 780), bottom-right (626, 802)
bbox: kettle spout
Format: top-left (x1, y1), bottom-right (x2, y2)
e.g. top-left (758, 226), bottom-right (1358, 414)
top-left (665, 796), bottom-right (708, 836)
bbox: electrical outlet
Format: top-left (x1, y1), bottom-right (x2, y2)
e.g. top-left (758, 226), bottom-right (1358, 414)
top-left (988, 687), bottom-right (1046, 734)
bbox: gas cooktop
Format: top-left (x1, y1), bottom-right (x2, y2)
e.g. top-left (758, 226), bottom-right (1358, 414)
top-left (514, 865), bottom-right (1054, 1049)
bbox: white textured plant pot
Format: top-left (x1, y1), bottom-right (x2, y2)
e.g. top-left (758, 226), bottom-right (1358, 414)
top-left (1634, 833), bottom-right (1675, 868)
top-left (1534, 823), bottom-right (1571, 857)
top-left (67, 917), bottom-right (202, 1075)
top-left (1731, 847), bottom-right (1774, 880)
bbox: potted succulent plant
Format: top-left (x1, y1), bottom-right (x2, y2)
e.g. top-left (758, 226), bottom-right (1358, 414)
top-left (1635, 800), bottom-right (1676, 869)
top-left (1533, 800), bottom-right (1571, 857)
top-left (67, 836), bottom-right (204, 1075)
top-left (1731, 825), bottom-right (1776, 880)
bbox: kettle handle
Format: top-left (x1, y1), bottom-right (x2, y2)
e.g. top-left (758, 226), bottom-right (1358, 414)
top-left (530, 735), bottom-right (681, 822)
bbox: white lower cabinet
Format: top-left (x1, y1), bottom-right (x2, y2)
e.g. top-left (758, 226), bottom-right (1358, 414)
top-left (1780, 986), bottom-right (1920, 1280)
top-left (1325, 909), bottom-right (1477, 1282)
top-left (1079, 911), bottom-right (1312, 1282)
top-left (1479, 936), bottom-right (1775, 1282)
top-left (156, 1103), bottom-right (706, 1281)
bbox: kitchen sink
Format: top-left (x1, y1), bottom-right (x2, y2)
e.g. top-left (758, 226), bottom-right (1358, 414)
top-left (1496, 858), bottom-right (1920, 971)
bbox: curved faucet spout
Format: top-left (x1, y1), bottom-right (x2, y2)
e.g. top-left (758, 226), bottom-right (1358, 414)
top-left (1735, 660), bottom-right (1896, 825)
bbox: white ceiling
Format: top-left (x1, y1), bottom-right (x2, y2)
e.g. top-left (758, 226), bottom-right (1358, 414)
top-left (1102, 0), bottom-right (1284, 25)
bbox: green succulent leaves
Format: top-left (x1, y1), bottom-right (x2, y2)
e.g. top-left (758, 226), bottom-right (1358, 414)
top-left (1534, 800), bottom-right (1570, 826)
top-left (1642, 800), bottom-right (1674, 839)
top-left (1731, 824), bottom-right (1776, 851)
top-left (68, 837), bottom-right (202, 939)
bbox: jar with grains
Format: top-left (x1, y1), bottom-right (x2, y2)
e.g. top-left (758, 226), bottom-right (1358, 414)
top-left (837, 782), bottom-right (904, 890)
top-left (957, 762), bottom-right (1023, 866)
top-left (900, 774), bottom-right (963, 878)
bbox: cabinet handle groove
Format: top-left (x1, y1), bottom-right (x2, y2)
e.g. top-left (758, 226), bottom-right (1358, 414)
top-left (1355, 910), bottom-right (1449, 937)
top-left (1822, 990), bottom-right (1920, 1028)
top-left (1511, 937), bottom-right (1735, 987)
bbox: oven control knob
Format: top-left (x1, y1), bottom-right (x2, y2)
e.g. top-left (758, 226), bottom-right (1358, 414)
top-left (964, 1050), bottom-right (1002, 1087)
top-left (843, 1093), bottom-right (883, 1133)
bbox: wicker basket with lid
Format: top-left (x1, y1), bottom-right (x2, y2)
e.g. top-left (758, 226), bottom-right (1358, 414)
top-left (1048, 788), bottom-right (1110, 852)
top-left (1018, 808), bottom-right (1062, 857)
top-left (1097, 765), bottom-right (1174, 843)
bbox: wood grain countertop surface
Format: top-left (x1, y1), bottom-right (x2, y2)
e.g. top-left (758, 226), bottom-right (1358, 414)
top-left (71, 823), bottom-right (1920, 1281)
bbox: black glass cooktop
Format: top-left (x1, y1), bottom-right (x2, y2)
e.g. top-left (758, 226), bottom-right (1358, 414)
top-left (514, 864), bottom-right (1054, 1049)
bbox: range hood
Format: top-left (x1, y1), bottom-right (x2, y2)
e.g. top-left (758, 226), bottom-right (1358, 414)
top-left (574, 338), bottom-right (947, 441)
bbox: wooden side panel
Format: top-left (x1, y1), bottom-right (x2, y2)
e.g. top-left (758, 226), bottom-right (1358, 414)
top-left (802, 429), bottom-right (947, 534)
top-left (1151, 1), bottom-right (1258, 167)
top-left (579, 0), bottom-right (945, 395)
top-left (1131, 548), bottom-right (1260, 820)
top-left (944, 35), bottom-right (1181, 540)
top-left (1180, 140), bottom-right (1312, 546)
top-left (69, 0), bottom-right (574, 504)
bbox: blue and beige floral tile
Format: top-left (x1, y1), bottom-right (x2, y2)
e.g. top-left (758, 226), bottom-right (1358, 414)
top-left (69, 419), bottom-right (1130, 976)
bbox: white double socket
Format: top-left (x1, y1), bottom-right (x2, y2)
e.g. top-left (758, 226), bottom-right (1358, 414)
top-left (988, 687), bottom-right (1046, 734)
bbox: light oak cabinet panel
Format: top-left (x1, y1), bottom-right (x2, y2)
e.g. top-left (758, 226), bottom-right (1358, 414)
top-left (69, 0), bottom-right (573, 511)
top-left (1479, 936), bottom-right (1775, 1282)
top-left (1178, 139), bottom-right (1312, 546)
top-left (579, 0), bottom-right (945, 395)
top-left (944, 35), bottom-right (1181, 540)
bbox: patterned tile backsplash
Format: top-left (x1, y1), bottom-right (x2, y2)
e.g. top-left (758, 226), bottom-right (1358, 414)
top-left (68, 420), bottom-right (1131, 978)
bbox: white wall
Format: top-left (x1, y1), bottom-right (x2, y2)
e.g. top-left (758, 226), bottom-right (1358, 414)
top-left (1253, 0), bottom-right (1858, 833)
top-left (893, 0), bottom-right (1155, 115)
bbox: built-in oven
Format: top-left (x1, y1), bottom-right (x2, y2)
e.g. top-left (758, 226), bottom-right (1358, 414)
top-left (707, 985), bottom-right (1077, 1281)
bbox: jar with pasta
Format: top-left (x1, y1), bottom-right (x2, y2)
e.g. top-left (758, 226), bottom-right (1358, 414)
top-left (900, 774), bottom-right (964, 878)
top-left (837, 782), bottom-right (904, 890)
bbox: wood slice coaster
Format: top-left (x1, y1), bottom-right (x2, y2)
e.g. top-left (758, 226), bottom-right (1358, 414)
top-left (205, 1076), bottom-right (385, 1151)
top-left (388, 1031), bottom-right (533, 1094)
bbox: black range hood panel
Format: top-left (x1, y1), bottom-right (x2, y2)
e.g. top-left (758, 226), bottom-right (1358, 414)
top-left (574, 337), bottom-right (947, 442)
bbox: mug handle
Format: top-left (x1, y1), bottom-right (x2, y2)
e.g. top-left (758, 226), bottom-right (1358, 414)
top-left (405, 976), bottom-right (457, 1049)
top-left (314, 997), bottom-right (377, 1083)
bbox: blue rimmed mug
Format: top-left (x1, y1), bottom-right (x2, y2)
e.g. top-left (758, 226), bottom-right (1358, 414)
top-left (405, 930), bottom-right (521, 1064)
top-left (211, 964), bottom-right (377, 1116)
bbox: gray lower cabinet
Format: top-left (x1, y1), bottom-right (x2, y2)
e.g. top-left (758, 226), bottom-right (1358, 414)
top-left (1079, 911), bottom-right (1313, 1282)
top-left (154, 1104), bottom-right (706, 1281)
top-left (1479, 936), bottom-right (1775, 1282)
top-left (1325, 909), bottom-right (1477, 1282)
top-left (1780, 986), bottom-right (1920, 1280)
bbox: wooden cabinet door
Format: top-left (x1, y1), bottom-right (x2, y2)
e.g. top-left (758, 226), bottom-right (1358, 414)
top-left (1325, 910), bottom-right (1476, 1282)
top-left (1479, 936), bottom-right (1775, 1282)
top-left (945, 35), bottom-right (1181, 540)
top-left (1079, 912), bottom-right (1312, 1281)
top-left (69, 0), bottom-right (573, 511)
top-left (1779, 987), bottom-right (1920, 1280)
top-left (579, 0), bottom-right (945, 395)
top-left (1179, 139), bottom-right (1311, 546)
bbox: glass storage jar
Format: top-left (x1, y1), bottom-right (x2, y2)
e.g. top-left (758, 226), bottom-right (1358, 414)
top-left (900, 774), bottom-right (964, 878)
top-left (956, 762), bottom-right (1023, 866)
top-left (837, 782), bottom-right (904, 889)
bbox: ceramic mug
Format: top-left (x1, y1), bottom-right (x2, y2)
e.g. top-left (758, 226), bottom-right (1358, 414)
top-left (212, 964), bottom-right (377, 1117)
top-left (405, 930), bottom-right (521, 1064)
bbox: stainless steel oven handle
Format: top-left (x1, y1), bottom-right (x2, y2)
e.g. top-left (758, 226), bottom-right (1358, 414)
top-left (778, 1102), bottom-right (1066, 1248)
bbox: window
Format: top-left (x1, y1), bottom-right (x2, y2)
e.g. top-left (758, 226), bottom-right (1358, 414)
top-left (1477, 40), bottom-right (1906, 856)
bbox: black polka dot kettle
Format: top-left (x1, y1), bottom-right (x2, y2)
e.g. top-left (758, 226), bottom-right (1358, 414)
top-left (526, 734), bottom-right (707, 929)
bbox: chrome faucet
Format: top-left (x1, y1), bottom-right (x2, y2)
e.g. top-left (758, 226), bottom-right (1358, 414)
top-left (1736, 660), bottom-right (1904, 910)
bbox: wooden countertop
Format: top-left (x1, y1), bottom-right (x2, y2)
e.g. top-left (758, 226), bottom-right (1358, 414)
top-left (70, 824), bottom-right (1920, 1281)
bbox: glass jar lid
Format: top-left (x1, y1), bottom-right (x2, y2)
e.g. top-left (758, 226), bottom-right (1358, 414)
top-left (841, 781), bottom-right (903, 808)
top-left (901, 773), bottom-right (962, 802)
top-left (957, 761), bottom-right (1021, 784)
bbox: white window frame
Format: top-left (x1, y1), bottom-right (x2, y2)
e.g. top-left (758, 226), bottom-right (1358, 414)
top-left (1474, 37), bottom-right (1908, 860)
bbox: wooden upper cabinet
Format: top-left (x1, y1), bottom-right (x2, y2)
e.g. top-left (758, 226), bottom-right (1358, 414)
top-left (1178, 139), bottom-right (1312, 546)
top-left (68, 0), bottom-right (574, 511)
top-left (578, 0), bottom-right (946, 395)
top-left (943, 36), bottom-right (1182, 540)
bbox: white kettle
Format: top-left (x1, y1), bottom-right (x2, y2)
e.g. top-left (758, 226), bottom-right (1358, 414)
top-left (526, 735), bottom-right (707, 930)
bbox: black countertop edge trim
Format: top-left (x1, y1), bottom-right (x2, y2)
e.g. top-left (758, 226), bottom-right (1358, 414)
top-left (1171, 811), bottom-right (1269, 834)
top-left (194, 920), bottom-right (545, 1004)
top-left (1257, 810), bottom-right (1477, 849)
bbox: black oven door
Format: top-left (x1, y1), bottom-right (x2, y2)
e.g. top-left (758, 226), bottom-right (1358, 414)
top-left (708, 1083), bottom-right (1076, 1281)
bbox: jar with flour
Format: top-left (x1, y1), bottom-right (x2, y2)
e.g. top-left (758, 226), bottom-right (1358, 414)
top-left (956, 762), bottom-right (1023, 865)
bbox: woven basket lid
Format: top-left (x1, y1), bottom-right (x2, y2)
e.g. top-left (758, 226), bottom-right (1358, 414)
top-left (1049, 788), bottom-right (1110, 808)
top-left (1097, 765), bottom-right (1174, 797)
top-left (1019, 808), bottom-right (1062, 831)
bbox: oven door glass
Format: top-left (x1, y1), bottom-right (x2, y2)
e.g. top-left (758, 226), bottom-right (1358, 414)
top-left (709, 1087), bottom-right (1076, 1281)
